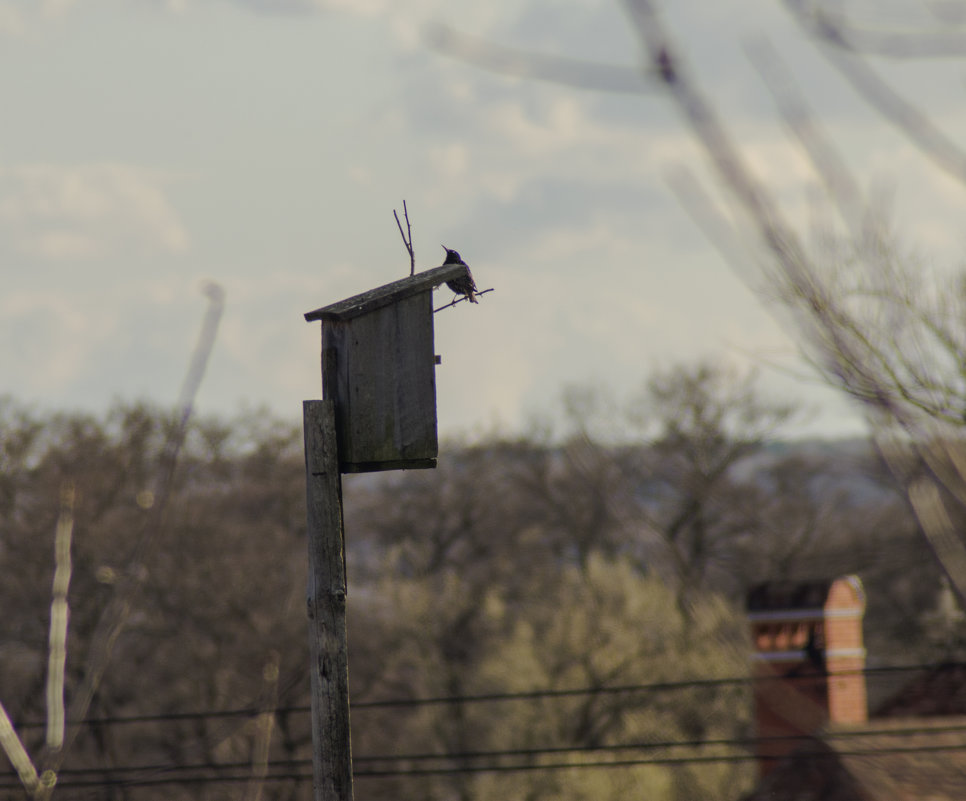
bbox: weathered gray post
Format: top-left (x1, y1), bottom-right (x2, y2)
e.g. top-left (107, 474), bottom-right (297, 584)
top-left (302, 262), bottom-right (474, 801)
top-left (302, 399), bottom-right (352, 801)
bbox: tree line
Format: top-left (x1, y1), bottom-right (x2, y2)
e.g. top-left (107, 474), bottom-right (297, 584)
top-left (0, 361), bottom-right (957, 800)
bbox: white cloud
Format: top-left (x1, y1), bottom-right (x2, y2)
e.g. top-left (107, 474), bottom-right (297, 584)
top-left (168, 0), bottom-right (388, 16)
top-left (0, 2), bottom-right (24, 35)
top-left (41, 0), bottom-right (78, 20)
top-left (0, 0), bottom-right (76, 34)
top-left (0, 0), bottom-right (912, 442)
top-left (0, 163), bottom-right (189, 260)
top-left (0, 291), bottom-right (117, 390)
top-left (428, 143), bottom-right (469, 179)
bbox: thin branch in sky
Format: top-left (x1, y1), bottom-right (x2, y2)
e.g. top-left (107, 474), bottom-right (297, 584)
top-left (744, 38), bottom-right (867, 237)
top-left (624, 0), bottom-right (966, 614)
top-left (394, 200), bottom-right (415, 276)
top-left (784, 0), bottom-right (966, 187)
top-left (786, 0), bottom-right (966, 58)
top-left (621, 0), bottom-right (804, 263)
top-left (425, 23), bottom-right (654, 95)
top-left (434, 286), bottom-right (494, 313)
top-left (37, 281), bottom-right (226, 780)
top-left (663, 165), bottom-right (753, 283)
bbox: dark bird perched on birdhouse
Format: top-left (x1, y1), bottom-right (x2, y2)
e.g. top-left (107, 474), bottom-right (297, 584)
top-left (441, 246), bottom-right (478, 303)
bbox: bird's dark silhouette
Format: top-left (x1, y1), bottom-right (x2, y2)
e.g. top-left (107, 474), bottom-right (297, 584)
top-left (441, 246), bottom-right (478, 303)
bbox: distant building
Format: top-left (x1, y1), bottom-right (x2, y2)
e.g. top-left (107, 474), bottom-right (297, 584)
top-left (743, 575), bottom-right (966, 800)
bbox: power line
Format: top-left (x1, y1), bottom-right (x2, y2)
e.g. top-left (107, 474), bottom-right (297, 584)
top-left (352, 740), bottom-right (966, 778)
top-left (3, 739), bottom-right (966, 790)
top-left (11, 660), bottom-right (958, 730)
top-left (0, 771), bottom-right (315, 791)
top-left (349, 662), bottom-right (940, 708)
top-left (4, 663), bottom-right (960, 791)
top-left (21, 719), bottom-right (966, 775)
top-left (3, 721), bottom-right (966, 790)
top-left (14, 706), bottom-right (258, 730)
top-left (350, 720), bottom-right (966, 764)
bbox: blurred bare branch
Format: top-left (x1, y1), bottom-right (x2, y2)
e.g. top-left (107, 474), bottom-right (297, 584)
top-left (619, 0), bottom-right (966, 608)
top-left (784, 0), bottom-right (966, 187)
top-left (425, 23), bottom-right (652, 94)
top-left (663, 166), bottom-right (751, 280)
top-left (45, 481), bottom-right (74, 755)
top-left (397, 8), bottom-right (966, 636)
top-left (0, 485), bottom-right (76, 798)
top-left (908, 477), bottom-right (966, 589)
top-left (744, 38), bottom-right (867, 237)
top-left (423, 0), bottom-right (966, 675)
top-left (0, 677), bottom-right (41, 796)
top-left (787, 0), bottom-right (966, 58)
top-left (37, 282), bottom-right (225, 780)
top-left (243, 651), bottom-right (280, 801)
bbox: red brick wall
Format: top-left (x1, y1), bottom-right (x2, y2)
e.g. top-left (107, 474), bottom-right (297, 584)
top-left (749, 575), bottom-right (867, 776)
top-left (824, 576), bottom-right (867, 726)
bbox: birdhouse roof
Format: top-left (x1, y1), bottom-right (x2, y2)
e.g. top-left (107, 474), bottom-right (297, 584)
top-left (304, 263), bottom-right (470, 323)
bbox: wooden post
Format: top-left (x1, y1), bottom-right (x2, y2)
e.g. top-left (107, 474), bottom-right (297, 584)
top-left (302, 399), bottom-right (353, 801)
top-left (302, 266), bottom-right (472, 797)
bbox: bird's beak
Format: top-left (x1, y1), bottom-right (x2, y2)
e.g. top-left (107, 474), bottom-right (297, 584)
top-left (441, 244), bottom-right (447, 251)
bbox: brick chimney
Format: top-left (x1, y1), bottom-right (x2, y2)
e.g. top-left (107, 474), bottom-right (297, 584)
top-left (746, 575), bottom-right (867, 776)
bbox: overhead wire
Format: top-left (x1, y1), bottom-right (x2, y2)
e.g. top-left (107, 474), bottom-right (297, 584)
top-left (2, 719), bottom-right (966, 790)
top-left (10, 660), bottom-right (958, 730)
top-left (4, 740), bottom-right (966, 790)
top-left (3, 663), bottom-right (963, 791)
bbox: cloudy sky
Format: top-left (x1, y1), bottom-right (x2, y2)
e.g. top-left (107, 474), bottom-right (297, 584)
top-left (3, 0), bottom-right (966, 440)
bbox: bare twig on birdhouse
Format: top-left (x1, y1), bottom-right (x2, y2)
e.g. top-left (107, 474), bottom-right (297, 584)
top-left (434, 286), bottom-right (494, 313)
top-left (393, 200), bottom-right (415, 276)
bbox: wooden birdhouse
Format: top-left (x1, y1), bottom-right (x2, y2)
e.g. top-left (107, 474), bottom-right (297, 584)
top-left (304, 263), bottom-right (471, 473)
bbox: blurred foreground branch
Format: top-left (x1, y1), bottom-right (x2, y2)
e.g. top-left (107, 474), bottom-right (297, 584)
top-left (34, 282), bottom-right (226, 786)
top-left (620, 0), bottom-right (966, 607)
top-left (425, 23), bottom-right (653, 94)
top-left (784, 0), bottom-right (966, 187)
top-left (427, 0), bottom-right (966, 608)
top-left (45, 482), bottom-right (74, 754)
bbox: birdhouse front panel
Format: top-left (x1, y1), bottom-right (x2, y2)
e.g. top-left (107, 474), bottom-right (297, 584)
top-left (322, 291), bottom-right (438, 472)
top-left (306, 263), bottom-right (470, 473)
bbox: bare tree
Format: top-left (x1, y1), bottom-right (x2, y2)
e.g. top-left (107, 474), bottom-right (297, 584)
top-left (620, 362), bottom-right (796, 608)
top-left (620, 0), bottom-right (966, 608)
top-left (0, 285), bottom-right (225, 799)
top-left (430, 0), bottom-right (966, 609)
